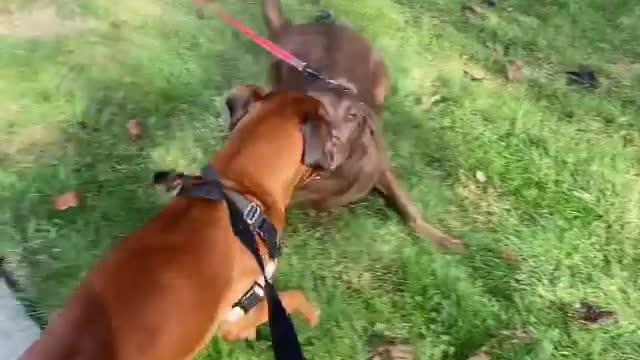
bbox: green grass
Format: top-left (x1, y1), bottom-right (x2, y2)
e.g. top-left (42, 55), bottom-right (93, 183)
top-left (2, 0), bottom-right (640, 359)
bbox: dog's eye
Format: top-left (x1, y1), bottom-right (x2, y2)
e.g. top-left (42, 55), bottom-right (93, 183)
top-left (347, 111), bottom-right (357, 120)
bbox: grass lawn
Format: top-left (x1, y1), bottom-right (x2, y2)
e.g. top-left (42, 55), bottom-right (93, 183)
top-left (2, 0), bottom-right (640, 358)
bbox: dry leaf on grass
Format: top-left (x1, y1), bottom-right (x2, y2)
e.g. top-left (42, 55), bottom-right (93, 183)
top-left (576, 301), bottom-right (619, 327)
top-left (126, 119), bottom-right (143, 141)
top-left (54, 191), bottom-right (80, 210)
top-left (506, 61), bottom-right (525, 82)
top-left (500, 248), bottom-right (519, 263)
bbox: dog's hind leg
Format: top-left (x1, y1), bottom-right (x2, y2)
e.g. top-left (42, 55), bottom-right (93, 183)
top-left (220, 290), bottom-right (319, 341)
top-left (375, 159), bottom-right (463, 250)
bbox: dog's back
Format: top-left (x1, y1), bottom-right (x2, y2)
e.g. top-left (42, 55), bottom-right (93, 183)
top-left (263, 0), bottom-right (389, 111)
top-left (19, 199), bottom-right (237, 360)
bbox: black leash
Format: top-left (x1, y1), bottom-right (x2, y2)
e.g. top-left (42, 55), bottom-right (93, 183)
top-left (176, 164), bottom-right (304, 360)
top-left (226, 200), bottom-right (304, 360)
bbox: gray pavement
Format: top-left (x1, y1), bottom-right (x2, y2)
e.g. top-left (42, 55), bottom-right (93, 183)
top-left (0, 279), bottom-right (39, 360)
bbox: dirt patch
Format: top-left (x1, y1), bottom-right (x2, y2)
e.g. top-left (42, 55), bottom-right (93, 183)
top-left (0, 4), bottom-right (96, 37)
top-left (1, 123), bottom-right (63, 164)
top-left (609, 57), bottom-right (640, 86)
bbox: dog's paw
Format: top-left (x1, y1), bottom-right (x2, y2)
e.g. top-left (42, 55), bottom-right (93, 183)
top-left (307, 308), bottom-right (320, 327)
top-left (432, 235), bottom-right (465, 252)
top-left (413, 222), bottom-right (465, 251)
top-left (221, 326), bottom-right (256, 341)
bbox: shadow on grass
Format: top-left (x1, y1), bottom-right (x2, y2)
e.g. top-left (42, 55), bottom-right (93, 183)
top-left (378, 96), bottom-right (532, 358)
top-left (0, 13), bottom-right (272, 359)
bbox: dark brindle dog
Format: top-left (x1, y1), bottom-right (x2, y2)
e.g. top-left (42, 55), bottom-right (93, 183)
top-left (226, 0), bottom-right (462, 249)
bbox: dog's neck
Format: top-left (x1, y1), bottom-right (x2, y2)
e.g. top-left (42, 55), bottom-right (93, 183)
top-left (212, 106), bottom-right (310, 229)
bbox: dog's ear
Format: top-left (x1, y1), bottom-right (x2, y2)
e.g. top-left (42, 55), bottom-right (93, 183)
top-left (302, 116), bottom-right (334, 171)
top-left (301, 107), bottom-right (343, 172)
top-left (224, 85), bottom-right (267, 132)
top-left (360, 103), bottom-right (378, 137)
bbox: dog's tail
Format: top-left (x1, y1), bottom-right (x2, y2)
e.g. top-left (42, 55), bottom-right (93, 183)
top-left (263, 0), bottom-right (290, 38)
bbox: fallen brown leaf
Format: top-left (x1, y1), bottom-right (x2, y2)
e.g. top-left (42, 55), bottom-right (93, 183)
top-left (126, 119), bottom-right (143, 141)
top-left (501, 249), bottom-right (519, 263)
top-left (54, 191), bottom-right (80, 210)
top-left (576, 301), bottom-right (618, 327)
top-left (506, 61), bottom-right (525, 82)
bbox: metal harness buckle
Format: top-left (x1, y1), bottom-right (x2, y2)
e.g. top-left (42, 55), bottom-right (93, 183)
top-left (243, 203), bottom-right (261, 226)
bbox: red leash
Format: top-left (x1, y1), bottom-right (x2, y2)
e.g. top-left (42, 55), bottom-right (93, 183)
top-left (213, 10), bottom-right (303, 69)
top-left (194, 0), bottom-right (351, 92)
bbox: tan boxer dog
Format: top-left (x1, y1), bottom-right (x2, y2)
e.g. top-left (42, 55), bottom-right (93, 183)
top-left (19, 87), bottom-right (344, 360)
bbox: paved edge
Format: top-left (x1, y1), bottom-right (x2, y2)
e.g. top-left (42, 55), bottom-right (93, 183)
top-left (0, 279), bottom-right (40, 360)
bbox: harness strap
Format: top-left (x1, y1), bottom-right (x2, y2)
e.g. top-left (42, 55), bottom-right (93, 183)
top-left (231, 258), bottom-right (276, 316)
top-left (174, 164), bottom-right (304, 360)
top-left (176, 166), bottom-right (224, 201)
top-left (224, 189), bottom-right (280, 258)
top-left (226, 199), bottom-right (305, 360)
top-left (234, 281), bottom-right (265, 313)
top-left (173, 168), bottom-right (280, 259)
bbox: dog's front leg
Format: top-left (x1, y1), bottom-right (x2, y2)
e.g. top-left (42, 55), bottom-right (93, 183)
top-left (375, 159), bottom-right (464, 250)
top-left (219, 290), bottom-right (320, 341)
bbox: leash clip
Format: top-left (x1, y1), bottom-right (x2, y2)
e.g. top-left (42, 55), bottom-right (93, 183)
top-left (243, 203), bottom-right (262, 225)
top-left (301, 63), bottom-right (354, 94)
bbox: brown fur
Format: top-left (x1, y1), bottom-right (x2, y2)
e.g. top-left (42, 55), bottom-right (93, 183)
top-left (18, 89), bottom-right (337, 360)
top-left (255, 0), bottom-right (463, 250)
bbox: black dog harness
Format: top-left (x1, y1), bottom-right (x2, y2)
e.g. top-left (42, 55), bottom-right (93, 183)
top-left (174, 164), bottom-right (304, 360)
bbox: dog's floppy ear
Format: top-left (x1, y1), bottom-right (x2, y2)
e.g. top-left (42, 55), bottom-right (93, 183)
top-left (224, 85), bottom-right (267, 132)
top-left (302, 112), bottom-right (340, 172)
top-left (360, 102), bottom-right (378, 137)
